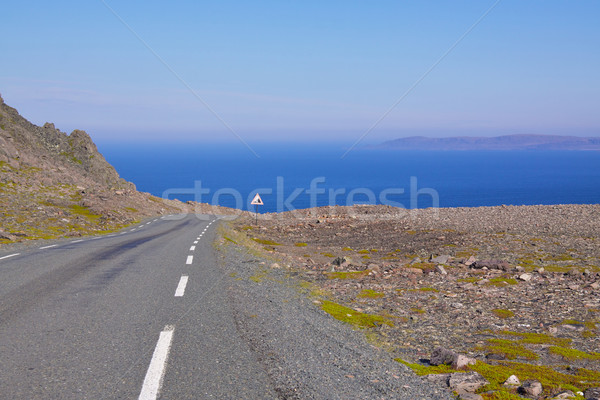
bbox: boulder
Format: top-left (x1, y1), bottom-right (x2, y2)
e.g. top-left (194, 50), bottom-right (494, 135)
top-left (448, 372), bottom-right (489, 393)
top-left (519, 273), bottom-right (533, 281)
top-left (368, 263), bottom-right (381, 273)
top-left (456, 390), bottom-right (483, 400)
top-left (518, 380), bottom-right (543, 397)
top-left (471, 260), bottom-right (511, 271)
top-left (452, 354), bottom-right (476, 370)
top-left (0, 231), bottom-right (16, 241)
top-left (585, 387), bottom-right (600, 400)
top-left (551, 390), bottom-right (576, 399)
top-left (503, 375), bottom-right (520, 386)
top-left (431, 255), bottom-right (451, 265)
top-left (425, 373), bottom-right (451, 386)
top-left (430, 347), bottom-right (457, 366)
top-left (435, 265), bottom-right (448, 275)
top-left (464, 256), bottom-right (477, 266)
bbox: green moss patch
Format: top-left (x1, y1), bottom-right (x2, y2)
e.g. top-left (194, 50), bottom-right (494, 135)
top-left (321, 300), bottom-right (393, 328)
top-left (395, 359), bottom-right (457, 376)
top-left (327, 271), bottom-right (369, 280)
top-left (252, 238), bottom-right (282, 246)
top-left (60, 151), bottom-right (82, 164)
top-left (69, 205), bottom-right (101, 222)
top-left (548, 346), bottom-right (600, 361)
top-left (487, 277), bottom-right (519, 287)
top-left (408, 262), bottom-right (436, 270)
top-left (480, 390), bottom-right (524, 400)
top-left (498, 331), bottom-right (572, 346)
top-left (492, 309), bottom-right (515, 319)
top-left (224, 236), bottom-right (238, 244)
top-left (294, 242), bottom-right (307, 247)
top-left (458, 277), bottom-right (480, 283)
top-left (357, 289), bottom-right (384, 298)
top-left (543, 264), bottom-right (574, 273)
top-left (484, 339), bottom-right (539, 360)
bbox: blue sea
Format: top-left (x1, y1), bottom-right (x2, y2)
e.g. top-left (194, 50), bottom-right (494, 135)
top-left (101, 143), bottom-right (600, 213)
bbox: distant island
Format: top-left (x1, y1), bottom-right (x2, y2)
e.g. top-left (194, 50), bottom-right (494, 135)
top-left (377, 134), bottom-right (600, 151)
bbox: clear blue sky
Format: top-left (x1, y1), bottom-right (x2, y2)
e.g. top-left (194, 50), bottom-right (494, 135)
top-left (1, 1), bottom-right (598, 144)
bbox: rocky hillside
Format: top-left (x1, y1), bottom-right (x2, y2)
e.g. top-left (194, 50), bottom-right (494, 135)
top-left (0, 93), bottom-right (190, 245)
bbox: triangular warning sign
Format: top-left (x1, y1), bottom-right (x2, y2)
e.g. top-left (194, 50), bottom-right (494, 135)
top-left (250, 193), bottom-right (264, 205)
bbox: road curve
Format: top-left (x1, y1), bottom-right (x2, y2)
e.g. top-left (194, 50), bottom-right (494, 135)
top-left (0, 214), bottom-right (275, 399)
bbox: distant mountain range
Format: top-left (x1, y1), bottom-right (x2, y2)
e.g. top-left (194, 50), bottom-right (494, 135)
top-left (377, 134), bottom-right (600, 151)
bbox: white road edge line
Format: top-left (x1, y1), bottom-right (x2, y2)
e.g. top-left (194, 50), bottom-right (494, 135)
top-left (39, 245), bottom-right (57, 249)
top-left (0, 253), bottom-right (20, 260)
top-left (138, 325), bottom-right (175, 400)
top-left (186, 255), bottom-right (193, 265)
top-left (71, 239), bottom-right (84, 243)
top-left (174, 275), bottom-right (189, 297)
top-left (189, 246), bottom-right (195, 251)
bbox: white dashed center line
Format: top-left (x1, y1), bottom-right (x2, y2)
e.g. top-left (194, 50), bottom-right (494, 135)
top-left (174, 275), bottom-right (189, 297)
top-left (39, 245), bottom-right (57, 249)
top-left (0, 253), bottom-right (20, 260)
top-left (189, 246), bottom-right (196, 251)
top-left (193, 241), bottom-right (198, 244)
top-left (138, 325), bottom-right (175, 400)
top-left (71, 239), bottom-right (84, 243)
top-left (186, 255), bottom-right (193, 265)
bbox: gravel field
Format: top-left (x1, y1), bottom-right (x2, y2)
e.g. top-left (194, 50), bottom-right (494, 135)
top-left (229, 204), bottom-right (600, 400)
top-left (217, 233), bottom-right (452, 400)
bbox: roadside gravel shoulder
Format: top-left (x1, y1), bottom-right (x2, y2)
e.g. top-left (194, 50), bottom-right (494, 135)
top-left (216, 226), bottom-right (452, 400)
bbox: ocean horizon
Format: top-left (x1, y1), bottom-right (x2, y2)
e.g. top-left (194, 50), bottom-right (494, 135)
top-left (101, 143), bottom-right (600, 213)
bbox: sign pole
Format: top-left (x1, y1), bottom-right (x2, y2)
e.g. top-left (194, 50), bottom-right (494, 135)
top-left (250, 193), bottom-right (263, 226)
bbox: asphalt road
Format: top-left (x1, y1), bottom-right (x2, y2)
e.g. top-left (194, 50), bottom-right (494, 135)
top-left (0, 214), bottom-right (276, 399)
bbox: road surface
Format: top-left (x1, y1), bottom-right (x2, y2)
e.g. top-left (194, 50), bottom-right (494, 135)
top-left (0, 214), bottom-right (275, 399)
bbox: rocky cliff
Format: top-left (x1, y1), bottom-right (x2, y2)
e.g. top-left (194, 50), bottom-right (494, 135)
top-left (0, 93), bottom-right (186, 244)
